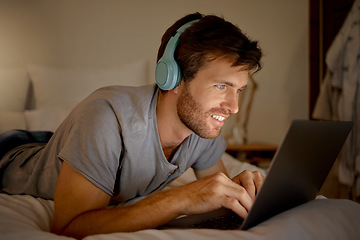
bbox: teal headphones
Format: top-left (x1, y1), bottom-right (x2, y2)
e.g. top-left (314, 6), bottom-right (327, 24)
top-left (155, 20), bottom-right (199, 90)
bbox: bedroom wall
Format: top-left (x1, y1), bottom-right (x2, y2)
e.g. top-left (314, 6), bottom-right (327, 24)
top-left (0, 0), bottom-right (309, 145)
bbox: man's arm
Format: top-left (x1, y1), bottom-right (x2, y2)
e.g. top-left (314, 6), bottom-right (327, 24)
top-left (51, 162), bottom-right (183, 238)
top-left (51, 161), bottom-right (254, 238)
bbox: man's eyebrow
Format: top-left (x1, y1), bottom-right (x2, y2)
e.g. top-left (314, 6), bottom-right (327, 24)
top-left (216, 80), bottom-right (235, 87)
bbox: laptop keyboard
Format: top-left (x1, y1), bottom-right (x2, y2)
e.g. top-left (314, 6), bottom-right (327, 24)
top-left (191, 213), bottom-right (244, 230)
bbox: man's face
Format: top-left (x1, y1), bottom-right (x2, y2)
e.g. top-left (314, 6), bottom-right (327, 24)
top-left (177, 57), bottom-right (249, 139)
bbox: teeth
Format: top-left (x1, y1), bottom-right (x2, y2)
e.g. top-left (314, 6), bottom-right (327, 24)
top-left (211, 114), bottom-right (225, 121)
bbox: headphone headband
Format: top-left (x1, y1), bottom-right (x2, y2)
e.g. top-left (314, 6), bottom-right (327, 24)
top-left (155, 19), bottom-right (199, 90)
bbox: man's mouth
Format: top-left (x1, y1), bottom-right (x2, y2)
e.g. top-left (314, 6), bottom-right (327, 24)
top-left (210, 114), bottom-right (225, 122)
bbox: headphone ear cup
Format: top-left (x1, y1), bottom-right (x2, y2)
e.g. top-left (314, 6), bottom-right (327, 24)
top-left (155, 55), bottom-right (180, 90)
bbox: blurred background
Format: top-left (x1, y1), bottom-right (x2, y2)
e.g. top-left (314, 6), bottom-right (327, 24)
top-left (0, 0), bottom-right (310, 145)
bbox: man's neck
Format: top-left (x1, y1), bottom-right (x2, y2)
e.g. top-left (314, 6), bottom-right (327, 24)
top-left (156, 90), bottom-right (192, 160)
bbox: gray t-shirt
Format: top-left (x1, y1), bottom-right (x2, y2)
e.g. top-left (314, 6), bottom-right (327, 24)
top-left (2, 85), bottom-right (226, 202)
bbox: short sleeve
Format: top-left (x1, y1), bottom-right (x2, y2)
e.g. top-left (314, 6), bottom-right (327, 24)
top-left (190, 135), bottom-right (227, 171)
top-left (58, 100), bottom-right (122, 196)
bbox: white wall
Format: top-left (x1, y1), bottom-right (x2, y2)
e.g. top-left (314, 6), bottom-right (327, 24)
top-left (0, 0), bottom-right (309, 145)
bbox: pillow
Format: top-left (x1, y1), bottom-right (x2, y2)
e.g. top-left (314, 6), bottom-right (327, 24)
top-left (0, 68), bottom-right (30, 111)
top-left (27, 60), bottom-right (149, 109)
top-left (24, 103), bottom-right (76, 132)
top-left (0, 111), bottom-right (27, 134)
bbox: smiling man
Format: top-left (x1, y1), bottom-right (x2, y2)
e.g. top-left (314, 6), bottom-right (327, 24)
top-left (0, 12), bottom-right (262, 238)
top-left (175, 58), bottom-right (249, 139)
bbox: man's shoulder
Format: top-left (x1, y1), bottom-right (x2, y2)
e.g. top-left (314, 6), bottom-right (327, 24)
top-left (83, 84), bottom-right (157, 108)
top-left (94, 84), bottom-right (156, 99)
top-left (88, 85), bottom-right (158, 132)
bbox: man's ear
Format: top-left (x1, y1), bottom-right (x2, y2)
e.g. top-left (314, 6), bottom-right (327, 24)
top-left (171, 81), bottom-right (182, 95)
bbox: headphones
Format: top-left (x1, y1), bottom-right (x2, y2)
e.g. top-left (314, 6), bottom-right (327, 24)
top-left (155, 19), bottom-right (199, 90)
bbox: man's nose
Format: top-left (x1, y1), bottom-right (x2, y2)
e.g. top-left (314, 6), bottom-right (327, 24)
top-left (223, 91), bottom-right (239, 114)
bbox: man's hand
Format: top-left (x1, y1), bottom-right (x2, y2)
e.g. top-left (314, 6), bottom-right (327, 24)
top-left (172, 170), bottom-right (265, 219)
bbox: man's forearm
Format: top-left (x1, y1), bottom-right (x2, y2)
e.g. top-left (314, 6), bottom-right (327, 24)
top-left (57, 190), bottom-right (181, 239)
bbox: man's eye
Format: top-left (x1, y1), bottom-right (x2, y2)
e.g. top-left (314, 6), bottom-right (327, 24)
top-left (238, 85), bottom-right (247, 93)
top-left (216, 85), bottom-right (225, 89)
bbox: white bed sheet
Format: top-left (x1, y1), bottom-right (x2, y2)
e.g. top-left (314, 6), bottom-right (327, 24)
top-left (1, 154), bottom-right (360, 240)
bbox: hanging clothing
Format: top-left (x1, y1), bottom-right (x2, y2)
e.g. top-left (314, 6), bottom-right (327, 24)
top-left (313, 0), bottom-right (360, 198)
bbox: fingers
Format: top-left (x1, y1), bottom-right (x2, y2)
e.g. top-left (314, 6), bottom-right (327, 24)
top-left (202, 173), bottom-right (254, 216)
top-left (205, 171), bottom-right (266, 218)
top-left (219, 185), bottom-right (252, 219)
top-left (253, 172), bottom-right (265, 193)
top-left (219, 196), bottom-right (248, 219)
top-left (177, 172), bottom-right (253, 217)
top-left (232, 170), bottom-right (265, 200)
top-left (218, 176), bottom-right (253, 213)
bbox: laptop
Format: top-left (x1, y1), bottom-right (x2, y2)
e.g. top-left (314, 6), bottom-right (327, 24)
top-left (160, 120), bottom-right (353, 230)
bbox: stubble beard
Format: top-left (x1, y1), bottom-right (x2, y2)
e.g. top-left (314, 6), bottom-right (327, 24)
top-left (176, 83), bottom-right (225, 139)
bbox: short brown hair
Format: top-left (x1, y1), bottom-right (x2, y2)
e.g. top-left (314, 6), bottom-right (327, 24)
top-left (157, 12), bottom-right (262, 82)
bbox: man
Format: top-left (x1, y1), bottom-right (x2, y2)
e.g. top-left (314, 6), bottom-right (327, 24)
top-left (0, 13), bottom-right (262, 238)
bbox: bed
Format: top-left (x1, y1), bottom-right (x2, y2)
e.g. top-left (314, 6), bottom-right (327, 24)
top-left (1, 61), bottom-right (360, 239)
